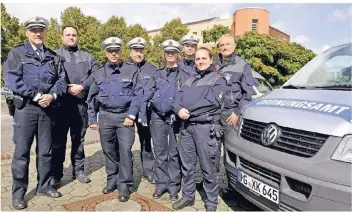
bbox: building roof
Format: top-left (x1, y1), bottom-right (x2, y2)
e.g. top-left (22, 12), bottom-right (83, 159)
top-left (233, 7), bottom-right (269, 14)
top-left (269, 25), bottom-right (290, 37)
top-left (147, 17), bottom-right (220, 33)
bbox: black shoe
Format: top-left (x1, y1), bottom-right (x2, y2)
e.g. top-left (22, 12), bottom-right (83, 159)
top-left (36, 189), bottom-right (62, 198)
top-left (206, 207), bottom-right (217, 212)
top-left (172, 198), bottom-right (195, 210)
top-left (102, 186), bottom-right (116, 194)
top-left (143, 175), bottom-right (155, 184)
top-left (12, 199), bottom-right (27, 210)
top-left (73, 173), bottom-right (91, 184)
top-left (152, 190), bottom-right (166, 199)
top-left (169, 193), bottom-right (179, 201)
top-left (118, 191), bottom-right (130, 202)
top-left (50, 178), bottom-right (61, 189)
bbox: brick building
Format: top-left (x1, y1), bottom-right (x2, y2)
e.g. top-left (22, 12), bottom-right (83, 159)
top-left (147, 7), bottom-right (290, 48)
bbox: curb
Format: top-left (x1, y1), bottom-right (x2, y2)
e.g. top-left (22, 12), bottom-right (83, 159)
top-left (1, 139), bottom-right (100, 161)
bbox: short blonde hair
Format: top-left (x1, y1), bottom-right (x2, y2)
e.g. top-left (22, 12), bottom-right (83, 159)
top-left (217, 34), bottom-right (236, 47)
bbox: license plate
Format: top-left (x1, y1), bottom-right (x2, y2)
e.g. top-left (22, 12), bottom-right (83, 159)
top-left (237, 169), bottom-right (279, 204)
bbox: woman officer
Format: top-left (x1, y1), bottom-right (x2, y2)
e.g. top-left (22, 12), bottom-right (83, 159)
top-left (140, 39), bottom-right (194, 201)
top-left (171, 47), bottom-right (227, 211)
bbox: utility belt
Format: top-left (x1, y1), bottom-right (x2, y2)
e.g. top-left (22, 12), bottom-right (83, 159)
top-left (100, 106), bottom-right (128, 114)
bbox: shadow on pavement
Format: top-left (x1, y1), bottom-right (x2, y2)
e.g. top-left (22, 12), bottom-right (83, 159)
top-left (25, 149), bottom-right (144, 201)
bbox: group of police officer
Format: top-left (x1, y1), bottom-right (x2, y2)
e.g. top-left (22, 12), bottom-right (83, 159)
top-left (3, 16), bottom-right (254, 211)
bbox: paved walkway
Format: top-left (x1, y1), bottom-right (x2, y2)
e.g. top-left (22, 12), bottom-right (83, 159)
top-left (1, 138), bottom-right (259, 211)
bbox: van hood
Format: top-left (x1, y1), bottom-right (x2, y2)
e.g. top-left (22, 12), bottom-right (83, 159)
top-left (243, 89), bottom-right (352, 137)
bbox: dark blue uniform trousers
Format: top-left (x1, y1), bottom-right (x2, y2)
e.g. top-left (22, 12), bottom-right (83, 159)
top-left (136, 110), bottom-right (154, 178)
top-left (12, 104), bottom-right (56, 199)
top-left (98, 111), bottom-right (134, 193)
top-left (52, 102), bottom-right (88, 179)
top-left (178, 123), bottom-right (219, 209)
top-left (149, 111), bottom-right (181, 194)
top-left (215, 111), bottom-right (236, 184)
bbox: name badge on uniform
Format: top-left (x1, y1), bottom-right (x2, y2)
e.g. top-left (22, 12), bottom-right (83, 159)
top-left (121, 78), bottom-right (132, 82)
top-left (177, 79), bottom-right (181, 89)
top-left (223, 73), bottom-right (232, 85)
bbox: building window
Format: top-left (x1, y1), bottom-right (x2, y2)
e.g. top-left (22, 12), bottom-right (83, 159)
top-left (193, 32), bottom-right (197, 35)
top-left (252, 19), bottom-right (258, 31)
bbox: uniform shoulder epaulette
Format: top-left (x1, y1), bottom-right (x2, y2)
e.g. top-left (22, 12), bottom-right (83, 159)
top-left (155, 67), bottom-right (164, 72)
top-left (13, 43), bottom-right (25, 49)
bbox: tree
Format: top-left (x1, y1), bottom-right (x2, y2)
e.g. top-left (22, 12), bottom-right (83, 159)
top-left (1, 3), bottom-right (26, 63)
top-left (1, 3), bottom-right (26, 87)
top-left (146, 18), bottom-right (189, 67)
top-left (235, 31), bottom-right (316, 86)
top-left (202, 24), bottom-right (231, 43)
top-left (160, 18), bottom-right (189, 41)
top-left (45, 18), bottom-right (61, 50)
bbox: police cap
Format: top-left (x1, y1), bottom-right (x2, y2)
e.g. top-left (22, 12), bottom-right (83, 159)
top-left (101, 37), bottom-right (124, 50)
top-left (180, 34), bottom-right (200, 45)
top-left (161, 39), bottom-right (182, 53)
top-left (127, 37), bottom-right (147, 49)
top-left (24, 16), bottom-right (49, 29)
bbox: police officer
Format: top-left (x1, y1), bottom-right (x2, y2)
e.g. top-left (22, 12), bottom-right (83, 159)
top-left (3, 16), bottom-right (67, 210)
top-left (126, 37), bottom-right (157, 184)
top-left (213, 34), bottom-right (254, 195)
top-left (87, 37), bottom-right (143, 202)
top-left (51, 25), bottom-right (98, 188)
top-left (171, 47), bottom-right (227, 211)
top-left (178, 34), bottom-right (199, 75)
top-left (141, 40), bottom-right (193, 201)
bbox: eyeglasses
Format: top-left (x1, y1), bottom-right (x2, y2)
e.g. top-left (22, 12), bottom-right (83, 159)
top-left (165, 51), bottom-right (177, 55)
top-left (107, 48), bottom-right (120, 53)
top-left (28, 28), bottom-right (45, 33)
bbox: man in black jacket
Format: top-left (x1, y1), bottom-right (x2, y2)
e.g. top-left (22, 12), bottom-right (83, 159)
top-left (51, 26), bottom-right (98, 188)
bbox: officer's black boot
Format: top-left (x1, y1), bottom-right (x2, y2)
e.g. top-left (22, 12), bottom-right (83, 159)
top-left (152, 189), bottom-right (166, 199)
top-left (50, 178), bottom-right (61, 189)
top-left (12, 199), bottom-right (27, 210)
top-left (36, 189), bottom-right (62, 198)
top-left (118, 191), bottom-right (130, 202)
top-left (73, 172), bottom-right (91, 184)
top-left (143, 175), bottom-right (155, 184)
top-left (172, 198), bottom-right (195, 210)
top-left (169, 191), bottom-right (179, 201)
top-left (102, 186), bottom-right (116, 194)
top-left (205, 206), bottom-right (217, 212)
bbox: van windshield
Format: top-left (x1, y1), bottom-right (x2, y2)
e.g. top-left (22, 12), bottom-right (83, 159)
top-left (282, 43), bottom-right (352, 89)
top-left (254, 78), bottom-right (272, 93)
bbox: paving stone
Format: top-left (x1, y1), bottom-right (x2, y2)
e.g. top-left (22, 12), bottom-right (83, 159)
top-left (87, 185), bottom-right (104, 193)
top-left (68, 196), bottom-right (87, 203)
top-left (48, 199), bottom-right (69, 208)
top-left (193, 200), bottom-right (206, 210)
top-left (58, 185), bottom-right (74, 194)
top-left (1, 206), bottom-right (12, 211)
top-left (70, 188), bottom-right (89, 197)
top-left (31, 196), bottom-right (54, 206)
top-left (85, 191), bottom-right (104, 198)
top-left (54, 193), bottom-right (73, 202)
top-left (26, 204), bottom-right (52, 211)
top-left (50, 205), bottom-right (66, 211)
top-left (1, 190), bottom-right (12, 199)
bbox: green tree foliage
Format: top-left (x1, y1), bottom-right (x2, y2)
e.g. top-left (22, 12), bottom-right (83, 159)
top-left (1, 4), bottom-right (317, 87)
top-left (45, 18), bottom-right (61, 50)
top-left (160, 18), bottom-right (189, 42)
top-left (235, 31), bottom-right (316, 86)
top-left (202, 24), bottom-right (231, 43)
top-left (146, 18), bottom-right (189, 67)
top-left (1, 3), bottom-right (26, 63)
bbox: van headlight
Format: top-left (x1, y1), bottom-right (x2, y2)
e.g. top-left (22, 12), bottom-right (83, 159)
top-left (331, 135), bottom-right (352, 163)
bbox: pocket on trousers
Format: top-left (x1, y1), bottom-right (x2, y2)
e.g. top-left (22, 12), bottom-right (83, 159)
top-left (206, 138), bottom-right (218, 159)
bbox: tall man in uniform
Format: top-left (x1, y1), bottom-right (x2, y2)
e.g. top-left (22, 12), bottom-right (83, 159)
top-left (51, 26), bottom-right (98, 188)
top-left (214, 34), bottom-right (254, 196)
top-left (4, 16), bottom-right (67, 210)
top-left (126, 37), bottom-right (157, 184)
top-left (178, 34), bottom-right (199, 75)
top-left (87, 37), bottom-right (143, 202)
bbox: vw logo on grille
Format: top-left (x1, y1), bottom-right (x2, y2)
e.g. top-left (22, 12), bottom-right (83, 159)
top-left (261, 124), bottom-right (280, 146)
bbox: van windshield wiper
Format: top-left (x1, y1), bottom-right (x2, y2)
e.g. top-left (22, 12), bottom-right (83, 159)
top-left (312, 84), bottom-right (352, 90)
top-left (281, 84), bottom-right (306, 89)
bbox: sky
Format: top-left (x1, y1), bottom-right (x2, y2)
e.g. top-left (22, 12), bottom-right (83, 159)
top-left (2, 2), bottom-right (352, 54)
